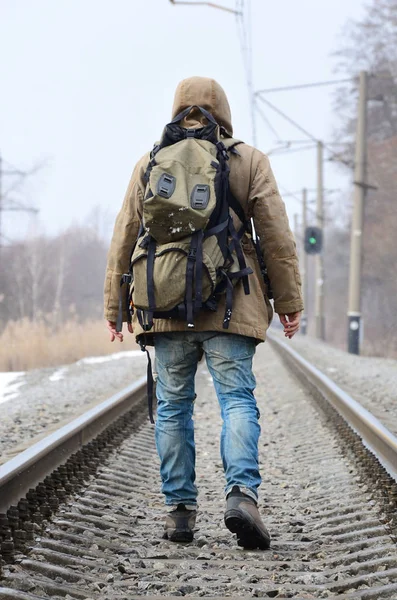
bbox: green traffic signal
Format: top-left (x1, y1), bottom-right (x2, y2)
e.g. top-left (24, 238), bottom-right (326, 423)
top-left (304, 226), bottom-right (323, 254)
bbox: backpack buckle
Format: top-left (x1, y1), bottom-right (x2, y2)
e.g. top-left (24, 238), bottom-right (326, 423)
top-left (157, 173), bottom-right (176, 199)
top-left (121, 273), bottom-right (132, 285)
top-left (216, 141), bottom-right (229, 160)
top-left (191, 184), bottom-right (210, 210)
top-left (188, 248), bottom-right (197, 261)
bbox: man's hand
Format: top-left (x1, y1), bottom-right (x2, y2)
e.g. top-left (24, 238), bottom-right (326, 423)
top-left (106, 320), bottom-right (133, 342)
top-left (278, 312), bottom-right (301, 339)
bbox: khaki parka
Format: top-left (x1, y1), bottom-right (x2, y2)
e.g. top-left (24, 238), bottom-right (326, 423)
top-left (104, 77), bottom-right (303, 343)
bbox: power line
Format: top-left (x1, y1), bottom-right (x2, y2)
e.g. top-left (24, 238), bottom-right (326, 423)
top-left (256, 95), bottom-right (353, 167)
top-left (255, 77), bottom-right (355, 96)
top-left (257, 94), bottom-right (317, 143)
top-left (268, 143), bottom-right (317, 157)
top-left (235, 0), bottom-right (256, 145)
top-left (255, 102), bottom-right (282, 142)
top-left (169, 0), bottom-right (241, 14)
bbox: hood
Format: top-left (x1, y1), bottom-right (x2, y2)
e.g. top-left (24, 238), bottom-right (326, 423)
top-left (172, 76), bottom-right (233, 136)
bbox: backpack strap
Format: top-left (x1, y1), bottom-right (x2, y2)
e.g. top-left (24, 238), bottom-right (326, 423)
top-left (171, 105), bottom-right (219, 126)
top-left (194, 231), bottom-right (204, 310)
top-left (146, 237), bottom-right (157, 313)
top-left (228, 217), bottom-right (252, 296)
top-left (223, 137), bottom-right (242, 149)
top-left (250, 222), bottom-right (274, 300)
top-left (116, 273), bottom-right (133, 333)
top-left (138, 336), bottom-right (155, 424)
top-left (115, 223), bottom-right (147, 333)
top-left (228, 192), bottom-right (247, 228)
top-left (186, 230), bottom-right (204, 328)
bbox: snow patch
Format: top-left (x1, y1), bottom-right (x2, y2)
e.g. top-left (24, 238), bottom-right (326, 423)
top-left (77, 350), bottom-right (145, 366)
top-left (49, 367), bottom-right (69, 382)
top-left (0, 372), bottom-right (25, 405)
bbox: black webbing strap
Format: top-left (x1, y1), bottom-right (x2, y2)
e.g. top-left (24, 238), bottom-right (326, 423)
top-left (203, 218), bottom-right (229, 239)
top-left (222, 273), bottom-right (234, 330)
top-left (144, 158), bottom-right (156, 183)
top-left (228, 218), bottom-right (250, 295)
top-left (137, 309), bottom-right (154, 332)
top-left (116, 273), bottom-right (132, 333)
top-left (126, 286), bottom-right (132, 326)
top-left (171, 105), bottom-right (218, 126)
top-left (186, 231), bottom-right (199, 327)
top-left (147, 237), bottom-right (157, 312)
top-left (228, 192), bottom-right (247, 227)
top-left (116, 283), bottom-right (124, 333)
top-left (139, 338), bottom-right (155, 424)
top-left (229, 267), bottom-right (253, 280)
top-left (139, 234), bottom-right (151, 249)
top-left (249, 219), bottom-right (274, 300)
top-left (194, 231), bottom-right (204, 310)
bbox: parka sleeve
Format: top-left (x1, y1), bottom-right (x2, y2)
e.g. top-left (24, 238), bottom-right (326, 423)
top-left (250, 151), bottom-right (304, 315)
top-left (103, 158), bottom-right (147, 322)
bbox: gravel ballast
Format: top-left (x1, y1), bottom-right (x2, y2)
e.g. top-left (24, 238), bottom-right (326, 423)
top-left (2, 330), bottom-right (396, 466)
top-left (2, 342), bottom-right (397, 598)
top-left (272, 329), bottom-right (397, 436)
top-left (0, 350), bottom-right (148, 463)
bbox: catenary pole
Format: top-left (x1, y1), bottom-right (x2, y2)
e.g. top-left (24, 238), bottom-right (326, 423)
top-left (315, 140), bottom-right (325, 340)
top-left (293, 213), bottom-right (299, 242)
top-left (0, 153), bottom-right (2, 250)
top-left (301, 188), bottom-right (308, 335)
top-left (347, 70), bottom-right (368, 354)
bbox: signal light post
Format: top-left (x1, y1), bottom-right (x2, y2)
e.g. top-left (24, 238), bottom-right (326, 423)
top-left (315, 141), bottom-right (325, 341)
top-left (301, 188), bottom-right (308, 335)
top-left (347, 71), bottom-right (368, 355)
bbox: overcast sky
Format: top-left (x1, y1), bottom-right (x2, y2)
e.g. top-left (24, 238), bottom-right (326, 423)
top-left (1, 0), bottom-right (365, 241)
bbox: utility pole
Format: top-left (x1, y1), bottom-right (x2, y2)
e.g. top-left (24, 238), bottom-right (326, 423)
top-left (315, 140), bottom-right (325, 340)
top-left (293, 213), bottom-right (299, 241)
top-left (301, 188), bottom-right (308, 335)
top-left (0, 154), bottom-right (2, 251)
top-left (347, 70), bottom-right (368, 354)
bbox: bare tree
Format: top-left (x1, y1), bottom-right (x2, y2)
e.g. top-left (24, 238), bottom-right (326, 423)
top-left (0, 207), bottom-right (110, 330)
top-left (329, 0), bottom-right (397, 357)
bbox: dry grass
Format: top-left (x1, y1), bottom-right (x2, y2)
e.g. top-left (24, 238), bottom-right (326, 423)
top-left (0, 317), bottom-right (139, 372)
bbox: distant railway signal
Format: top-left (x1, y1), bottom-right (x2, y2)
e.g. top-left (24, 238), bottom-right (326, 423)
top-left (304, 226), bottom-right (323, 254)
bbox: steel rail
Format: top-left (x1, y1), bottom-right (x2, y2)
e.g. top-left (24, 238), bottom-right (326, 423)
top-left (268, 331), bottom-right (397, 481)
top-left (0, 377), bottom-right (147, 513)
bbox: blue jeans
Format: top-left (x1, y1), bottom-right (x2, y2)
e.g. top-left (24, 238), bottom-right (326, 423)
top-left (154, 332), bottom-right (261, 507)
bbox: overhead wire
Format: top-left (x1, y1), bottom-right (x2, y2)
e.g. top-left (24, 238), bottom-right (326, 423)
top-left (235, 0), bottom-right (257, 145)
top-left (256, 94), bottom-right (354, 167)
top-left (255, 102), bottom-right (282, 142)
top-left (268, 144), bottom-right (317, 157)
top-left (255, 77), bottom-right (355, 95)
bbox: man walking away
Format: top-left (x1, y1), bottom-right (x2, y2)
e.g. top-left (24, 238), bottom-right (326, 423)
top-left (104, 77), bottom-right (303, 550)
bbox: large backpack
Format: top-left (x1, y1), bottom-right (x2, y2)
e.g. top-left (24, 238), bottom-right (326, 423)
top-left (118, 105), bottom-right (255, 335)
top-left (117, 105), bottom-right (273, 422)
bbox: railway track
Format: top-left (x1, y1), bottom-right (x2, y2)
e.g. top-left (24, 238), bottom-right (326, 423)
top-left (1, 338), bottom-right (397, 599)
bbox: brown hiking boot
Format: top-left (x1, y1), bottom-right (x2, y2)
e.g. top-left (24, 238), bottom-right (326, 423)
top-left (163, 503), bottom-right (197, 543)
top-left (224, 487), bottom-right (270, 550)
